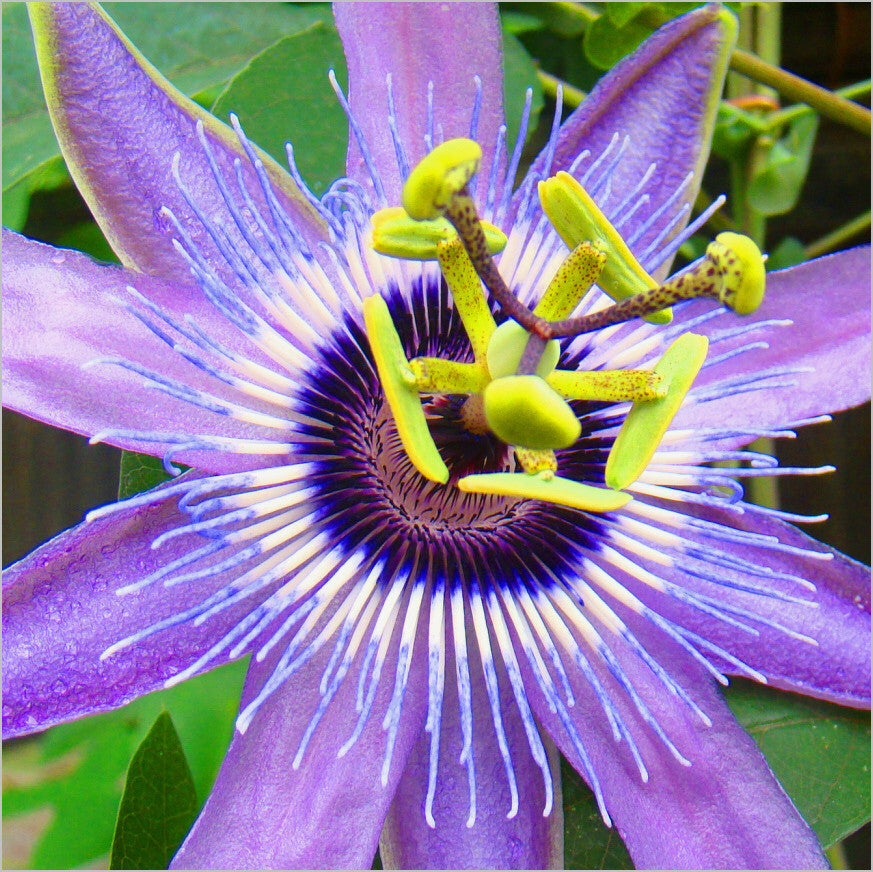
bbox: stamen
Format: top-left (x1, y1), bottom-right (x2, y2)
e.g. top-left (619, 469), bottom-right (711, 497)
top-left (458, 472), bottom-right (630, 513)
top-left (362, 294), bottom-right (448, 484)
top-left (538, 171), bottom-right (672, 325)
top-left (605, 332), bottom-right (709, 491)
top-left (371, 207), bottom-right (507, 261)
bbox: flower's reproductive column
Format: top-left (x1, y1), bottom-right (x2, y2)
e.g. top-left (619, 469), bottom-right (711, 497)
top-left (368, 138), bottom-right (765, 513)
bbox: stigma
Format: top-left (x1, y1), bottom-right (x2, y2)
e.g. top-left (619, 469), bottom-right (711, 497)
top-left (367, 139), bottom-right (767, 512)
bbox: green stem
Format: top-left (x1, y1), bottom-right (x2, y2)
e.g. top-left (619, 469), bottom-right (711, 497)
top-left (730, 47), bottom-right (871, 135)
top-left (805, 210), bottom-right (872, 259)
top-left (693, 190), bottom-right (734, 233)
top-left (825, 841), bottom-right (849, 871)
top-left (768, 79), bottom-right (872, 129)
top-left (537, 70), bottom-right (586, 109)
top-left (739, 4), bottom-right (780, 511)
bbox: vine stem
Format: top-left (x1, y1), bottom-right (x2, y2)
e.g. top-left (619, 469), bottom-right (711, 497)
top-left (805, 210), bottom-right (872, 260)
top-left (729, 48), bottom-right (871, 135)
top-left (537, 70), bottom-right (586, 108)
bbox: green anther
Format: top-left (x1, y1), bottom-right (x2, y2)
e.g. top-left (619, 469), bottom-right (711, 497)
top-left (458, 472), bottom-right (631, 513)
top-left (363, 295), bottom-right (449, 484)
top-left (708, 232), bottom-right (766, 315)
top-left (483, 375), bottom-right (581, 450)
top-left (533, 241), bottom-right (607, 321)
top-left (605, 332), bottom-right (709, 491)
top-left (371, 206), bottom-right (507, 261)
top-left (436, 237), bottom-right (496, 362)
top-left (409, 357), bottom-right (489, 395)
top-left (547, 369), bottom-right (666, 402)
top-left (486, 320), bottom-right (561, 379)
top-left (403, 138), bottom-right (482, 220)
top-left (538, 171), bottom-right (672, 325)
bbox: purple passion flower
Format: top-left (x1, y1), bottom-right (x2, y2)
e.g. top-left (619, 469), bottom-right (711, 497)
top-left (2, 3), bottom-right (870, 870)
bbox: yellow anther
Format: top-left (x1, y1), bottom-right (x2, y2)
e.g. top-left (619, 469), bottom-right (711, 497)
top-left (538, 171), bottom-right (671, 325)
top-left (458, 472), bottom-right (631, 513)
top-left (363, 295), bottom-right (449, 484)
top-left (605, 332), bottom-right (708, 491)
top-left (371, 207), bottom-right (506, 261)
top-left (402, 138), bottom-right (482, 220)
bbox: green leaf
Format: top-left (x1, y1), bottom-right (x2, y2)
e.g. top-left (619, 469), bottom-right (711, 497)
top-left (605, 3), bottom-right (648, 28)
top-left (500, 10), bottom-right (546, 37)
top-left (583, 4), bottom-right (707, 70)
top-left (562, 756), bottom-right (633, 869)
top-left (109, 711), bottom-right (198, 870)
top-left (747, 114), bottom-right (819, 216)
top-left (2, 660), bottom-right (246, 870)
top-left (562, 680), bottom-right (870, 865)
top-left (583, 11), bottom-right (653, 71)
top-left (2, 2), bottom-right (331, 189)
top-left (712, 103), bottom-right (769, 161)
top-left (724, 679), bottom-right (871, 849)
top-left (55, 221), bottom-right (119, 265)
top-left (118, 451), bottom-right (175, 501)
top-left (1, 154), bottom-right (70, 231)
top-left (765, 236), bottom-right (807, 272)
top-left (502, 28), bottom-right (546, 153)
top-left (212, 23), bottom-right (349, 198)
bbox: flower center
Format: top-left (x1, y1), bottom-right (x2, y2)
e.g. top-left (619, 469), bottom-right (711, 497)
top-left (292, 286), bottom-right (609, 575)
top-left (367, 138), bottom-right (767, 510)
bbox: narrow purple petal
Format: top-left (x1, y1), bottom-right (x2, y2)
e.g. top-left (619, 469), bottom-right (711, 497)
top-left (380, 647), bottom-right (562, 870)
top-left (334, 2), bottom-right (505, 205)
top-left (676, 246), bottom-right (872, 434)
top-left (31, 3), bottom-right (328, 287)
top-left (525, 633), bottom-right (828, 870)
top-left (643, 500), bottom-right (871, 707)
top-left (172, 632), bottom-right (429, 870)
top-left (2, 474), bottom-right (259, 738)
top-left (1, 230), bottom-right (290, 474)
top-left (514, 4), bottom-right (735, 273)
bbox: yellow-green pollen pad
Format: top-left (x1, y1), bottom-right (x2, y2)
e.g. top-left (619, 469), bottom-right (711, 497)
top-left (365, 138), bottom-right (767, 513)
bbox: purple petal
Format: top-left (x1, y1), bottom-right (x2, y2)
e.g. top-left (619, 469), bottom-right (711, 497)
top-left (334, 2), bottom-right (505, 205)
top-left (2, 474), bottom-right (260, 738)
top-left (172, 630), bottom-right (429, 869)
top-left (2, 230), bottom-right (292, 473)
top-left (641, 499), bottom-right (871, 708)
top-left (31, 3), bottom-right (328, 287)
top-left (525, 630), bottom-right (828, 869)
top-left (514, 4), bottom-right (735, 273)
top-left (677, 246), bottom-right (872, 434)
top-left (380, 647), bottom-right (562, 869)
